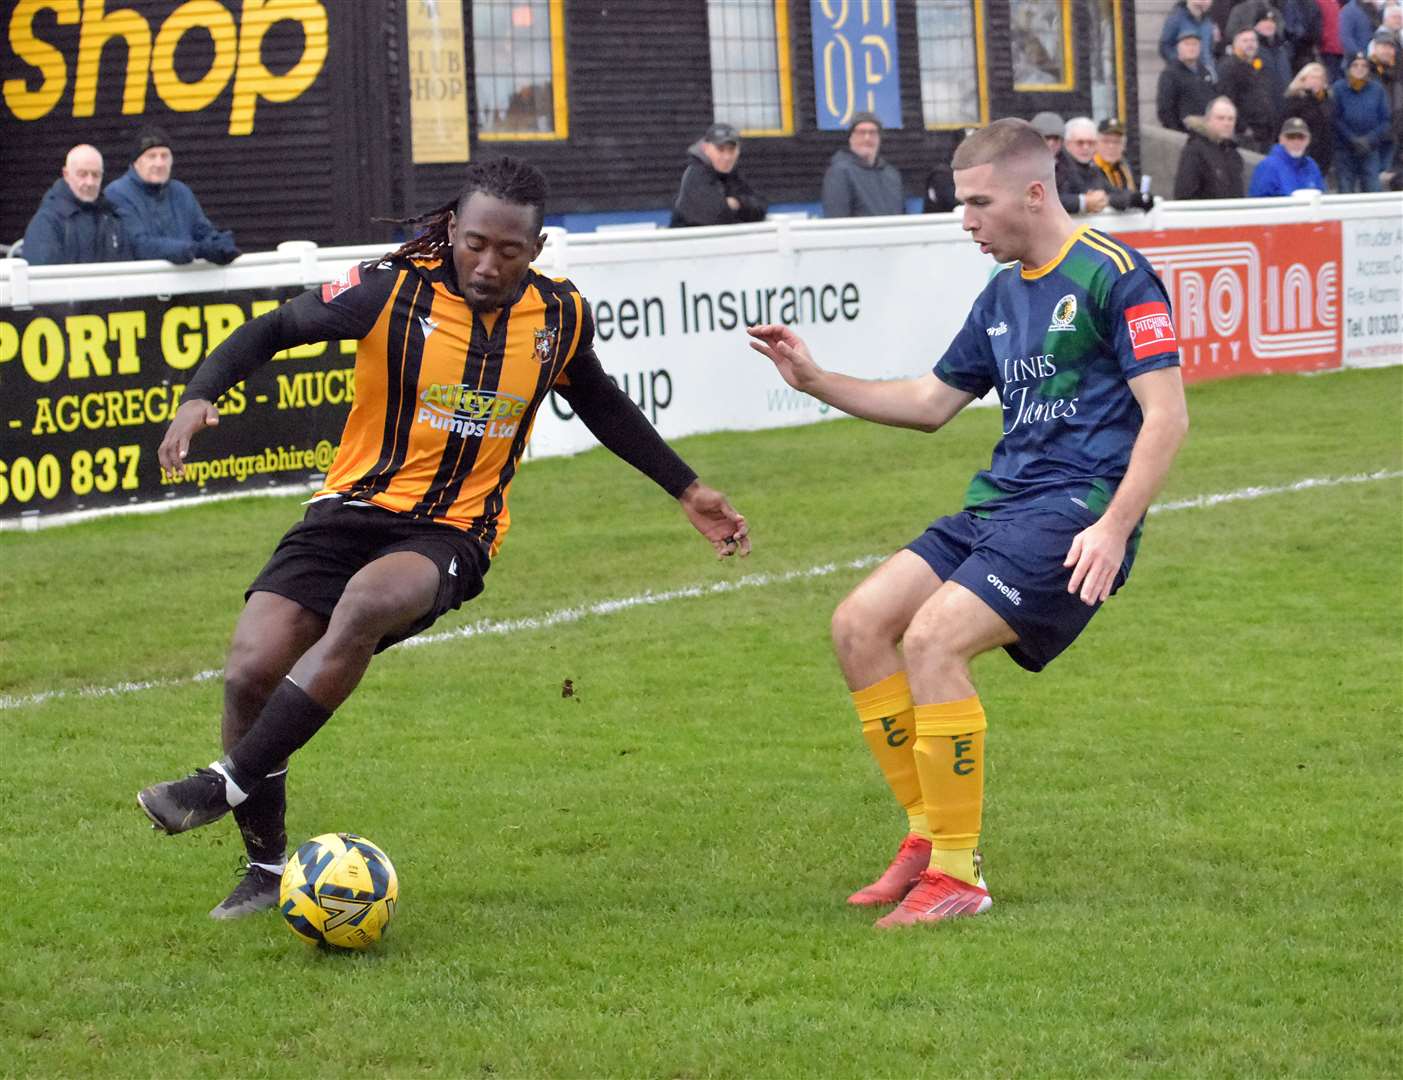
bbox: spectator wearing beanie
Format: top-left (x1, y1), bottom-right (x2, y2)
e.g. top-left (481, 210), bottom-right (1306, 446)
top-left (104, 126), bottom-right (239, 265)
top-left (1160, 2), bottom-right (1222, 77)
top-left (1219, 23), bottom-right (1281, 151)
top-left (821, 112), bottom-right (904, 218)
top-left (1332, 52), bottom-right (1391, 191)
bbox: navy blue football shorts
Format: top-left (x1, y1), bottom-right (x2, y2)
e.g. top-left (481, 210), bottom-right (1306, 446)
top-left (905, 507), bottom-right (1131, 673)
top-left (247, 496), bottom-right (490, 653)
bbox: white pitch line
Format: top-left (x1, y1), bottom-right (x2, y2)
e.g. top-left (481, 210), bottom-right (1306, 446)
top-left (2, 469), bottom-right (1399, 713)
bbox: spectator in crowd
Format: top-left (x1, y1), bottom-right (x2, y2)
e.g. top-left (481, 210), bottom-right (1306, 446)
top-left (1318, 0), bottom-right (1347, 80)
top-left (1092, 119), bottom-right (1156, 209)
top-left (1383, 1), bottom-right (1403, 47)
top-left (821, 112), bottom-right (904, 218)
top-left (1282, 62), bottom-right (1337, 179)
top-left (1030, 111), bottom-right (1066, 154)
top-left (1370, 26), bottom-right (1402, 169)
top-left (1175, 96), bottom-right (1248, 197)
top-left (20, 144), bottom-right (132, 265)
top-left (1157, 26), bottom-right (1220, 131)
top-left (1219, 24), bottom-right (1282, 150)
top-left (669, 122), bottom-right (767, 228)
top-left (1250, 7), bottom-right (1295, 98)
top-left (1332, 51), bottom-right (1392, 190)
top-left (1249, 115), bottom-right (1328, 192)
top-left (1278, 0), bottom-right (1323, 72)
top-left (1341, 0), bottom-right (1385, 59)
top-left (105, 127), bottom-right (239, 264)
top-left (921, 160), bottom-right (959, 213)
top-left (1161, 1), bottom-right (1222, 77)
top-left (1054, 117), bottom-right (1111, 214)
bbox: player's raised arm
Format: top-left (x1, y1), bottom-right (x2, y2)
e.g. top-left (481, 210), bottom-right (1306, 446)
top-left (748, 323), bottom-right (975, 433)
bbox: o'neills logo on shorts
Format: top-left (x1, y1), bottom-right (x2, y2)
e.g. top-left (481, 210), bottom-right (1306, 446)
top-left (986, 572), bottom-right (1022, 606)
top-left (416, 384), bottom-right (527, 438)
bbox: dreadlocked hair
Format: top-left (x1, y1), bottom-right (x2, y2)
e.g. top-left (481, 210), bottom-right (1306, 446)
top-left (383, 156), bottom-right (549, 262)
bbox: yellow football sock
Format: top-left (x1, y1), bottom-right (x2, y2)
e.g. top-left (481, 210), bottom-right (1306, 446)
top-left (852, 672), bottom-right (929, 840)
top-left (913, 696), bottom-right (987, 885)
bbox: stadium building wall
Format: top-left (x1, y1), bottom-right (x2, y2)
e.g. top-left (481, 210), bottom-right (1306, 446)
top-left (2, 1), bottom-right (1139, 250)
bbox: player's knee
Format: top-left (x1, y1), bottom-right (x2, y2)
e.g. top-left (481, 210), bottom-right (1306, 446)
top-left (831, 594), bottom-right (886, 656)
top-left (901, 619), bottom-right (959, 672)
top-left (223, 654), bottom-right (283, 713)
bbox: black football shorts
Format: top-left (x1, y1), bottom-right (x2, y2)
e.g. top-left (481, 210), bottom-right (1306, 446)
top-left (247, 496), bottom-right (489, 652)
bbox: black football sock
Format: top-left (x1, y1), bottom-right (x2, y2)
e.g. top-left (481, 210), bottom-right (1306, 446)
top-left (227, 678), bottom-right (333, 784)
top-left (232, 767), bottom-right (288, 867)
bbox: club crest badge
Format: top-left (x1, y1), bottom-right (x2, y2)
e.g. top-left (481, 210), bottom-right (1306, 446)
top-left (1048, 294), bottom-right (1078, 333)
top-left (533, 326), bottom-right (558, 363)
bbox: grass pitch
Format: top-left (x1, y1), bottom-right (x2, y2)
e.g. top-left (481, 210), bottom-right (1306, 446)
top-left (2, 367), bottom-right (1400, 1078)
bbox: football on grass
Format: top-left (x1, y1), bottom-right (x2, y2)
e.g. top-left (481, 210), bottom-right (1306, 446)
top-left (279, 832), bottom-right (398, 949)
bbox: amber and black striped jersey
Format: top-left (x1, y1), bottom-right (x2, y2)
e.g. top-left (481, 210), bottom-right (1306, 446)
top-left (184, 256), bottom-right (696, 557)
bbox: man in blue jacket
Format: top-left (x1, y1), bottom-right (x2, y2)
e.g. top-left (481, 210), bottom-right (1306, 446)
top-left (20, 144), bottom-right (132, 265)
top-left (1341, 0), bottom-right (1386, 60)
top-left (105, 127), bottom-right (240, 264)
top-left (1160, 1), bottom-right (1222, 77)
top-left (1332, 52), bottom-right (1392, 191)
top-left (1249, 116), bottom-right (1327, 193)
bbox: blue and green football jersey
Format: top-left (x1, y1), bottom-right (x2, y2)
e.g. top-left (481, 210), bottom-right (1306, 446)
top-left (934, 226), bottom-right (1180, 519)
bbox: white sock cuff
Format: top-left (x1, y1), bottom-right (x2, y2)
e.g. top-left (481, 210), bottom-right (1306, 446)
top-left (208, 759), bottom-right (249, 807)
top-left (250, 859), bottom-right (286, 875)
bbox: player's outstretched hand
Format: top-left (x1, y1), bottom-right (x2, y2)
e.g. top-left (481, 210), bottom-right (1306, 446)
top-left (158, 398), bottom-right (221, 480)
top-left (747, 323), bottom-right (823, 392)
top-left (1063, 518), bottom-right (1128, 606)
top-left (679, 481), bottom-right (751, 559)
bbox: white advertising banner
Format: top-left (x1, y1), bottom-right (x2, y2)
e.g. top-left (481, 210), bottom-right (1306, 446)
top-left (1340, 214), bottom-right (1403, 369)
top-left (524, 219), bottom-right (994, 457)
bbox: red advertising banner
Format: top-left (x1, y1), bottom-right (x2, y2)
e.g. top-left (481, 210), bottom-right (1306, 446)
top-left (1118, 222), bottom-right (1342, 383)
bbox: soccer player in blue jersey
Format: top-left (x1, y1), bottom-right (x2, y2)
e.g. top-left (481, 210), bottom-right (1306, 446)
top-left (748, 118), bottom-right (1188, 928)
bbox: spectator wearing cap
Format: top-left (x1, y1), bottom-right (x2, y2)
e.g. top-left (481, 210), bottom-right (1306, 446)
top-left (105, 127), bottom-right (239, 264)
top-left (669, 122), bottom-right (767, 228)
top-left (1282, 62), bottom-right (1337, 179)
top-left (1029, 111), bottom-right (1065, 154)
top-left (1092, 119), bottom-right (1155, 210)
top-left (821, 112), bottom-right (904, 218)
top-left (1054, 117), bottom-right (1111, 215)
top-left (1218, 23), bottom-right (1281, 151)
top-left (1249, 116), bottom-right (1327, 192)
top-left (1341, 1), bottom-right (1386, 61)
top-left (1369, 26), bottom-right (1402, 171)
top-left (1317, 0), bottom-right (1346, 82)
top-left (1157, 27), bottom-right (1219, 132)
top-left (20, 144), bottom-right (133, 265)
top-left (1160, 2), bottom-right (1222, 78)
top-left (1174, 96), bottom-right (1248, 198)
top-left (1332, 51), bottom-right (1391, 190)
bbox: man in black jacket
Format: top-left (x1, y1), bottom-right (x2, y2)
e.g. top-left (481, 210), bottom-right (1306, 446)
top-left (1157, 27), bottom-right (1219, 131)
top-left (1218, 24), bottom-right (1281, 151)
top-left (20, 144), bottom-right (132, 265)
top-left (1174, 97), bottom-right (1248, 197)
top-left (669, 123), bottom-right (768, 228)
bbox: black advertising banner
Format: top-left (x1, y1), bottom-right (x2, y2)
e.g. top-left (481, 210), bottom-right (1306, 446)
top-left (0, 289), bottom-right (353, 521)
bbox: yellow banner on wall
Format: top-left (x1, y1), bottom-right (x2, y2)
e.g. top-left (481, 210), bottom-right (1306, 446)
top-left (406, 0), bottom-right (470, 163)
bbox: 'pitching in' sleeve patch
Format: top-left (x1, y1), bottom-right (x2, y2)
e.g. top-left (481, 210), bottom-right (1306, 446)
top-left (321, 263), bottom-right (362, 302)
top-left (1124, 302), bottom-right (1177, 361)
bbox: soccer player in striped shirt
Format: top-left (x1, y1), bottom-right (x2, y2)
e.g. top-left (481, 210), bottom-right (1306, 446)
top-left (137, 157), bottom-right (749, 919)
top-left (749, 118), bottom-right (1188, 927)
